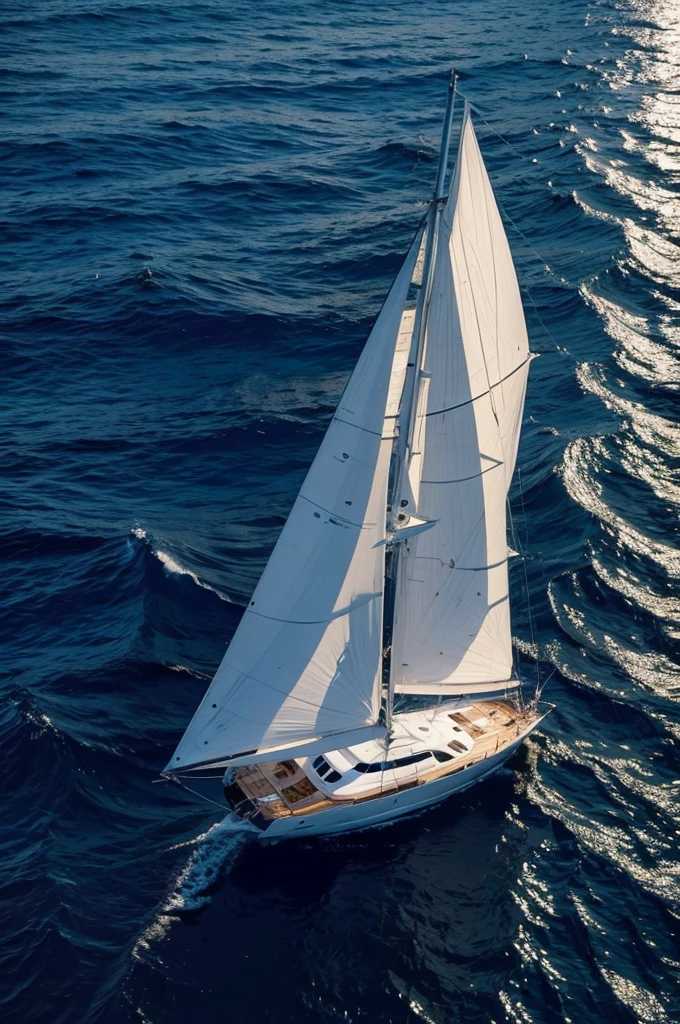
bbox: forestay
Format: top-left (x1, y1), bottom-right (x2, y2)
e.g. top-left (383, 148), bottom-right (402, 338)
top-left (392, 104), bottom-right (530, 696)
top-left (167, 238), bottom-right (420, 773)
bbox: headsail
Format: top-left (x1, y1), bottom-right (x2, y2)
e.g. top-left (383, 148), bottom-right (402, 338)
top-left (392, 103), bottom-right (530, 696)
top-left (167, 237), bottom-right (421, 773)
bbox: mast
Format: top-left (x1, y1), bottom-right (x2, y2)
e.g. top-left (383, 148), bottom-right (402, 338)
top-left (395, 70), bottom-right (457, 481)
top-left (382, 71), bottom-right (457, 735)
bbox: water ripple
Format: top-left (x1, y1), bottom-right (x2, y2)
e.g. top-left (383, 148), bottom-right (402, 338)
top-left (3, 0), bottom-right (680, 1022)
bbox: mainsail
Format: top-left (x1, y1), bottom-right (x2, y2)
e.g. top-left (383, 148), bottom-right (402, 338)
top-left (167, 238), bottom-right (420, 773)
top-left (391, 103), bottom-right (530, 696)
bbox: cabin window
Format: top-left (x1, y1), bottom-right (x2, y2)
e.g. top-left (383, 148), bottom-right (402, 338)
top-left (326, 771), bottom-right (342, 783)
top-left (353, 751), bottom-right (433, 774)
top-left (433, 750), bottom-right (453, 763)
top-left (313, 756), bottom-right (332, 778)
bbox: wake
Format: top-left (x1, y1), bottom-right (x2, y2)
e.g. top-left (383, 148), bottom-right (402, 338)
top-left (133, 816), bottom-right (257, 957)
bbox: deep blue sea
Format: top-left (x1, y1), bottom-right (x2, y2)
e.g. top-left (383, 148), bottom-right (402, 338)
top-left (2, 0), bottom-right (679, 1021)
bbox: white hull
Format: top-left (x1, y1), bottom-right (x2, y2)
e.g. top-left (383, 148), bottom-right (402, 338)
top-left (254, 717), bottom-right (538, 841)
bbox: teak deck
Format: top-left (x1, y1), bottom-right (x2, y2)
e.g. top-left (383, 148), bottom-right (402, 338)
top-left (232, 701), bottom-right (537, 822)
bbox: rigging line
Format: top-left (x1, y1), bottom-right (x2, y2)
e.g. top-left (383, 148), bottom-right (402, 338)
top-left (456, 560), bottom-right (511, 572)
top-left (506, 497), bottom-right (522, 683)
top-left (330, 214), bottom-right (426, 424)
top-left (421, 462), bottom-right (502, 484)
top-left (492, 192), bottom-right (559, 284)
top-left (457, 90), bottom-right (541, 167)
top-left (535, 664), bottom-right (558, 698)
top-left (516, 466), bottom-right (541, 696)
top-left (165, 773), bottom-right (237, 813)
top-left (426, 356), bottom-right (529, 416)
top-left (519, 282), bottom-right (567, 356)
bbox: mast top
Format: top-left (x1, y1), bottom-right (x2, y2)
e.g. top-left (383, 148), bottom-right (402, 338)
top-left (433, 69), bottom-right (457, 202)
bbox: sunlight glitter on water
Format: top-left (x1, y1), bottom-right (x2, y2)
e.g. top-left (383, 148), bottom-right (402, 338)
top-left (4, 2), bottom-right (680, 1021)
top-left (560, 434), bottom-right (680, 575)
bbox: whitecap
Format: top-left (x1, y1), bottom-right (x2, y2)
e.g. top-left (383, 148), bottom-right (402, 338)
top-left (129, 527), bottom-right (233, 602)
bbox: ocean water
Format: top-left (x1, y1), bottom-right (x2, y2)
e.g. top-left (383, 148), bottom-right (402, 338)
top-left (2, 0), bottom-right (679, 1021)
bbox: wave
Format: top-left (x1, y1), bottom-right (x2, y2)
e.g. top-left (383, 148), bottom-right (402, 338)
top-left (4, 0), bottom-right (680, 1021)
top-left (131, 528), bottom-right (233, 604)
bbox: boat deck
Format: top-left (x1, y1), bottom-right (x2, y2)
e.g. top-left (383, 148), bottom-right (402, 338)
top-left (229, 701), bottom-right (540, 823)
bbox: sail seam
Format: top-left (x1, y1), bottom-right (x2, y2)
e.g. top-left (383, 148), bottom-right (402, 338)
top-left (425, 356), bottom-right (529, 418)
top-left (333, 414), bottom-right (383, 437)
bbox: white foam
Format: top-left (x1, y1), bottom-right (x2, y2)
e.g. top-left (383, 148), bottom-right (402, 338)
top-left (129, 526), bottom-right (233, 602)
top-left (133, 816), bottom-right (257, 957)
top-left (166, 663), bottom-right (211, 681)
top-left (155, 548), bottom-right (191, 576)
top-left (155, 547), bottom-right (233, 603)
top-left (165, 816), bottom-right (257, 913)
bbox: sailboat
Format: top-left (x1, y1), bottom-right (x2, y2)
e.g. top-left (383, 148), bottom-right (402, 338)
top-left (165, 74), bottom-right (551, 840)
